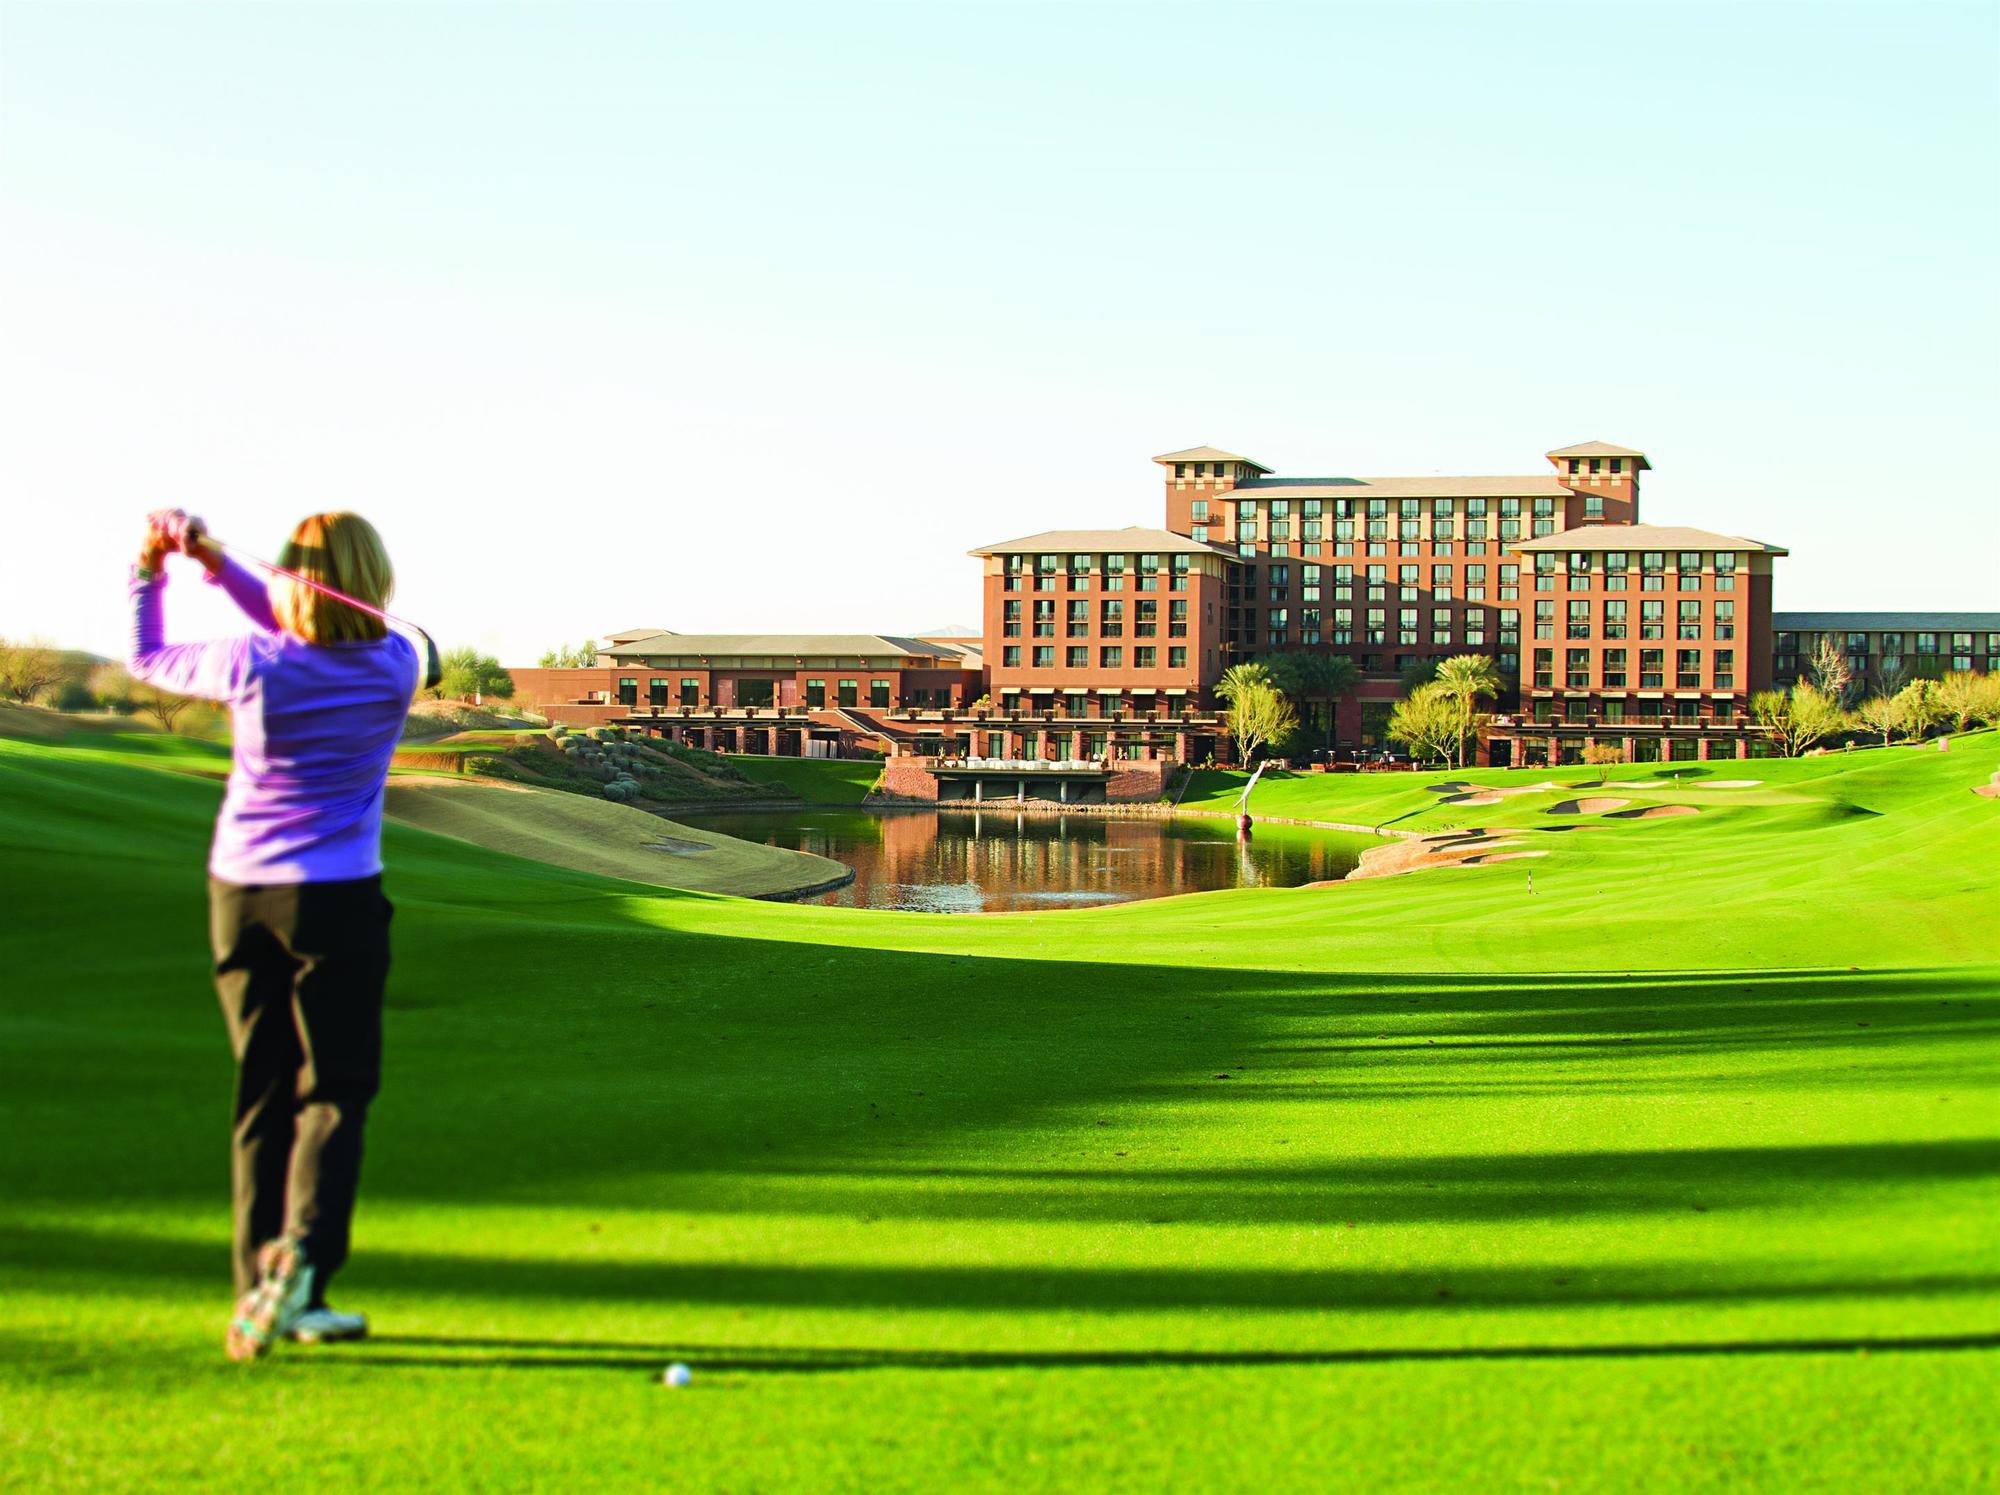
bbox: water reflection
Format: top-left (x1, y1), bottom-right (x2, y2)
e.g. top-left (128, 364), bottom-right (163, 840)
top-left (678, 807), bottom-right (1378, 912)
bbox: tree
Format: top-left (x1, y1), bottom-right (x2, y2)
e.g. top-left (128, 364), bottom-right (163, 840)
top-left (1936, 671), bottom-right (2000, 732)
top-left (1894, 677), bottom-right (1945, 741)
top-left (1263, 651), bottom-right (1360, 754)
top-left (1223, 679), bottom-right (1297, 766)
top-left (1855, 694), bottom-right (1904, 748)
top-left (1806, 635), bottom-right (1854, 705)
top-left (1386, 682), bottom-right (1460, 766)
top-left (1399, 655), bottom-right (1441, 695)
top-left (1214, 661), bottom-right (1273, 705)
top-left (1750, 682), bottom-right (1850, 757)
top-left (1433, 653), bottom-right (1503, 769)
top-left (0, 638), bottom-right (65, 703)
top-left (433, 648), bottom-right (515, 702)
top-left (537, 639), bottom-right (600, 669)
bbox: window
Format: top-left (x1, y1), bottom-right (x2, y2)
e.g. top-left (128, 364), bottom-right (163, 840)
top-left (1190, 499), bottom-right (1208, 521)
top-left (1135, 646), bottom-right (1157, 669)
top-left (648, 677), bottom-right (668, 706)
top-left (1603, 598), bottom-right (1628, 638)
top-left (1641, 552), bottom-right (1664, 591)
top-left (870, 679), bottom-right (891, 709)
top-left (1677, 649), bottom-right (1702, 690)
top-left (1168, 599), bottom-right (1189, 637)
top-left (1138, 554), bottom-right (1161, 591)
top-left (1270, 565), bottom-right (1292, 599)
top-left (1004, 554), bottom-right (1023, 592)
top-left (1499, 564), bottom-right (1520, 600)
top-left (1135, 599), bottom-right (1158, 637)
top-left (1064, 692), bottom-right (1088, 718)
top-left (1714, 650), bottom-right (1735, 690)
top-left (1567, 552), bottom-right (1592, 588)
top-left (1585, 492), bottom-right (1604, 520)
top-left (1001, 647), bottom-right (1020, 668)
top-left (1171, 554), bottom-right (1190, 591)
top-left (1567, 648), bottom-right (1590, 689)
top-left (1715, 552), bottom-right (1737, 591)
top-left (680, 678), bottom-right (700, 707)
top-left (1534, 648), bottom-right (1554, 688)
top-left (1641, 600), bottom-right (1664, 640)
top-left (1168, 646), bottom-right (1187, 668)
top-left (1535, 553), bottom-right (1558, 591)
top-left (1535, 599), bottom-right (1555, 640)
top-left (1568, 600), bottom-right (1591, 638)
top-left (1100, 600), bottom-right (1124, 637)
top-left (1640, 649), bottom-right (1664, 689)
top-left (1066, 599), bottom-right (1089, 637)
top-left (1398, 608), bottom-right (1418, 646)
top-left (1190, 525), bottom-right (1208, 543)
top-left (616, 677), bottom-right (637, 706)
top-left (1603, 648), bottom-right (1627, 688)
top-left (1714, 600), bottom-right (1734, 639)
top-left (1499, 609), bottom-right (1520, 648)
top-left (1003, 599), bottom-right (1022, 637)
top-left (1678, 552), bottom-right (1703, 591)
top-left (1678, 600), bottom-right (1702, 640)
top-left (1605, 552), bottom-right (1628, 590)
top-left (1032, 647), bottom-right (1055, 669)
top-left (838, 679), bottom-right (859, 707)
top-left (1065, 646), bottom-right (1085, 669)
top-left (1033, 599), bottom-right (1055, 637)
top-left (1099, 646), bottom-right (1122, 668)
top-left (1104, 554), bottom-right (1127, 591)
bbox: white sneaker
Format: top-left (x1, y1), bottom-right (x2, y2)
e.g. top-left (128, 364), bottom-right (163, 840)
top-left (286, 1306), bottom-right (369, 1344)
top-left (226, 1238), bottom-right (314, 1362)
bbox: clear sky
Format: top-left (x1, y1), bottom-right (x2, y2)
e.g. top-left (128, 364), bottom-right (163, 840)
top-left (4, 1), bottom-right (1995, 663)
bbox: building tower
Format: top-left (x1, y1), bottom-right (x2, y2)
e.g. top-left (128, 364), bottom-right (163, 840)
top-left (1546, 441), bottom-right (1649, 527)
top-left (1153, 446), bottom-right (1271, 536)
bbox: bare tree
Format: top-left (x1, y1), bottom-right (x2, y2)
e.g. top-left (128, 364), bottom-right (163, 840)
top-left (0, 638), bottom-right (66, 703)
top-left (1806, 635), bottom-right (1854, 705)
top-left (129, 680), bottom-right (197, 732)
top-left (1936, 671), bottom-right (2000, 732)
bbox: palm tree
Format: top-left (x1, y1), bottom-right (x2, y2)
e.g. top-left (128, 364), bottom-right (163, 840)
top-left (1264, 651), bottom-right (1360, 755)
top-left (1433, 654), bottom-right (1503, 769)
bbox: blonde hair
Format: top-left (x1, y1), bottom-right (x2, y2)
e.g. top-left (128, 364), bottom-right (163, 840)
top-left (271, 512), bottom-right (394, 644)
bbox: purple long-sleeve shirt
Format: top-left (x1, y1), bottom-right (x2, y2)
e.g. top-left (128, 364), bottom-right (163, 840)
top-left (129, 557), bottom-right (419, 885)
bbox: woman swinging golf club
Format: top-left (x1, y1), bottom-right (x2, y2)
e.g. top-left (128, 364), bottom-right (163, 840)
top-left (130, 508), bottom-right (430, 1361)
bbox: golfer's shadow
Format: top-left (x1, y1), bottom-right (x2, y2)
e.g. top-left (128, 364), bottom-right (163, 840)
top-left (342, 1330), bottom-right (2000, 1376)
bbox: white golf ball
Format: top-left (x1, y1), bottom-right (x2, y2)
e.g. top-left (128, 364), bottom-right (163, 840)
top-left (662, 1362), bottom-right (693, 1388)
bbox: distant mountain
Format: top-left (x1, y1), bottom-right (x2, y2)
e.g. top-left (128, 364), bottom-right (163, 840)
top-left (912, 624), bottom-right (979, 638)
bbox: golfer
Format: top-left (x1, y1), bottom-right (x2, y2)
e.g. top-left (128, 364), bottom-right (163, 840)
top-left (130, 509), bottom-right (420, 1361)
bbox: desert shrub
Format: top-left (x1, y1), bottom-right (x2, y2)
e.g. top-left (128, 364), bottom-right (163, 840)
top-left (603, 781), bottom-right (630, 802)
top-left (53, 680), bottom-right (96, 712)
top-left (1581, 743), bottom-right (1625, 765)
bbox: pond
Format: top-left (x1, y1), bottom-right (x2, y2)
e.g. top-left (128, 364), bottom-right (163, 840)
top-left (678, 807), bottom-right (1380, 912)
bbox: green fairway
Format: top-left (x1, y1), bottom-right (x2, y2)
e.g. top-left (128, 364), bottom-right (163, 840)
top-left (730, 752), bottom-right (885, 803)
top-left (0, 727), bottom-right (1995, 1491)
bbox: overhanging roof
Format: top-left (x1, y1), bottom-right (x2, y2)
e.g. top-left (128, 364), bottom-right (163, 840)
top-left (968, 525), bottom-right (1239, 558)
top-left (1152, 445), bottom-right (1272, 473)
top-left (604, 633), bottom-right (968, 662)
top-left (1514, 524), bottom-right (1787, 556)
top-left (1773, 612), bottom-right (2000, 631)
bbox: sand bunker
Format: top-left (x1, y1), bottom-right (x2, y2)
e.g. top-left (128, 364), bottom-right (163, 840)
top-left (1343, 830), bottom-right (1546, 882)
top-left (1975, 784), bottom-right (2000, 800)
top-left (1606, 804), bottom-right (1701, 820)
top-left (1547, 797), bottom-right (1631, 815)
top-left (645, 838), bottom-right (713, 855)
top-left (1444, 792), bottom-right (1505, 805)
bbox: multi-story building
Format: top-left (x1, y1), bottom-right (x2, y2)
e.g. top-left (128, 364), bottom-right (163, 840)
top-left (1772, 614), bottom-right (2000, 695)
top-left (510, 437), bottom-right (1988, 783)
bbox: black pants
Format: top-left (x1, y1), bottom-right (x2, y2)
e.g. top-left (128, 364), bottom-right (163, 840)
top-left (209, 875), bottom-right (390, 1301)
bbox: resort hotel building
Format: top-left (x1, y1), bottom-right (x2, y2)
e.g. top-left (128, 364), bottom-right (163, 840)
top-left (511, 439), bottom-right (1997, 789)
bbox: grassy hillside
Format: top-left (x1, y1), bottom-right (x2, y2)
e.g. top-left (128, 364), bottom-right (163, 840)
top-left (0, 726), bottom-right (1995, 1490)
top-left (382, 778), bottom-right (847, 898)
top-left (729, 752), bottom-right (884, 804)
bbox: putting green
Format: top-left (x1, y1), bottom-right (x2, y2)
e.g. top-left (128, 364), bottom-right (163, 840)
top-left (0, 725), bottom-right (1995, 1491)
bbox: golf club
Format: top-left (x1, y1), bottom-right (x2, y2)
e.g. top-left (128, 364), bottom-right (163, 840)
top-left (182, 518), bottom-right (443, 692)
